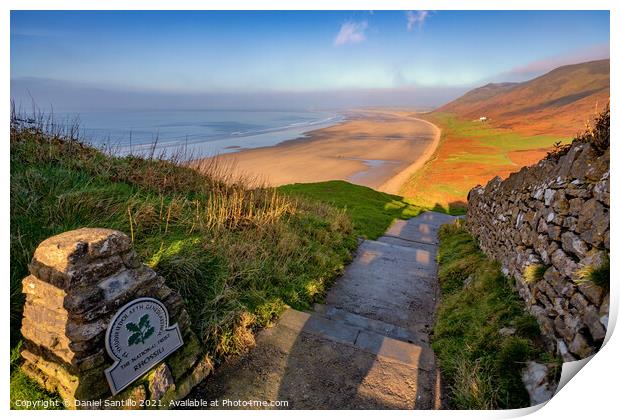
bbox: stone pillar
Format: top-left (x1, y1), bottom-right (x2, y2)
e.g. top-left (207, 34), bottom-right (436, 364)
top-left (20, 228), bottom-right (211, 408)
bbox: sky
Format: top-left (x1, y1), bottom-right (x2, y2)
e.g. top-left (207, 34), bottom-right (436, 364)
top-left (10, 10), bottom-right (610, 110)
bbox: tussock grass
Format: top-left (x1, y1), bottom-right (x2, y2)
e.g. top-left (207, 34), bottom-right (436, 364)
top-left (10, 108), bottom-right (357, 405)
top-left (523, 264), bottom-right (547, 284)
top-left (433, 221), bottom-right (559, 409)
top-left (576, 254), bottom-right (610, 293)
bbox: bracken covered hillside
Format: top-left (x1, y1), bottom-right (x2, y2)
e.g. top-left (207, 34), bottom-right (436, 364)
top-left (438, 59), bottom-right (609, 137)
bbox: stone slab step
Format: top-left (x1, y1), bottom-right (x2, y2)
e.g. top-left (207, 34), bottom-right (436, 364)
top-left (354, 330), bottom-right (435, 371)
top-left (383, 211), bottom-right (458, 245)
top-left (334, 239), bottom-right (438, 282)
top-left (313, 303), bottom-right (429, 346)
top-left (377, 235), bottom-right (438, 251)
top-left (325, 290), bottom-right (434, 333)
top-left (325, 237), bottom-right (439, 331)
top-left (278, 307), bottom-right (359, 346)
top-left (195, 311), bottom-right (439, 409)
top-left (278, 308), bottom-right (434, 370)
top-left (327, 271), bottom-right (437, 308)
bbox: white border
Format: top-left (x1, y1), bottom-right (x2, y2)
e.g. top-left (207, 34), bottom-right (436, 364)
top-left (1, 1), bottom-right (617, 11)
top-left (3, 2), bottom-right (617, 419)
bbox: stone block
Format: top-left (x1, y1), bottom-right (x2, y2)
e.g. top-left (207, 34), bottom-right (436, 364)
top-left (568, 198), bottom-right (584, 216)
top-left (577, 199), bottom-right (608, 245)
top-left (569, 293), bottom-right (588, 313)
top-left (19, 228), bottom-right (206, 409)
top-left (544, 189), bottom-right (556, 206)
top-left (568, 333), bottom-right (594, 359)
top-left (550, 249), bottom-right (578, 278)
top-left (547, 225), bottom-right (561, 241)
top-left (561, 231), bottom-right (589, 259)
top-left (148, 363), bottom-right (174, 401)
top-left (167, 331), bottom-right (201, 381)
top-left (174, 355), bottom-right (214, 401)
top-left (521, 361), bottom-right (554, 405)
top-left (557, 340), bottom-right (576, 362)
top-left (562, 216), bottom-right (578, 231)
top-left (577, 282), bottom-right (605, 306)
top-left (583, 305), bottom-right (606, 342)
top-left (553, 195), bottom-right (569, 216)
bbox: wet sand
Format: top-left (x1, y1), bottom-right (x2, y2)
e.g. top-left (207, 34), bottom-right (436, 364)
top-left (201, 109), bottom-right (440, 193)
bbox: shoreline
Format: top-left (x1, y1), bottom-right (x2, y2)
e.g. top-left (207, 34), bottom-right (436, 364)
top-left (199, 109), bottom-right (441, 193)
top-left (377, 116), bottom-right (441, 195)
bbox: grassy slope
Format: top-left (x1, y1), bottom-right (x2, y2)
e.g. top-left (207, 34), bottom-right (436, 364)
top-left (279, 180), bottom-right (424, 239)
top-left (10, 128), bottom-right (361, 407)
top-left (433, 221), bottom-right (559, 409)
top-left (399, 113), bottom-right (563, 210)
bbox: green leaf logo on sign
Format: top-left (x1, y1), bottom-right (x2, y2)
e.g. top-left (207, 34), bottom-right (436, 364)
top-left (126, 314), bottom-right (155, 346)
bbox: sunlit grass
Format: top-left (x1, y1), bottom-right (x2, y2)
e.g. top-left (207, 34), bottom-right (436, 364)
top-left (576, 254), bottom-right (610, 292)
top-left (523, 263), bottom-right (547, 284)
top-left (279, 180), bottom-right (424, 239)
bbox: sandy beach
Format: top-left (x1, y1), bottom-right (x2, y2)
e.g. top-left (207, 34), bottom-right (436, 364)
top-left (202, 109), bottom-right (440, 194)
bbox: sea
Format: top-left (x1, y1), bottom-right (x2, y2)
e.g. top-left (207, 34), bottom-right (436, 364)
top-left (51, 109), bottom-right (345, 158)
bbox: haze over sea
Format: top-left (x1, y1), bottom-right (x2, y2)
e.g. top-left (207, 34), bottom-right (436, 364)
top-left (46, 108), bottom-right (345, 158)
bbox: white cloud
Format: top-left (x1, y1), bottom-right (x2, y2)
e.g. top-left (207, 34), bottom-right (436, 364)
top-left (406, 11), bottom-right (429, 31)
top-left (333, 21), bottom-right (368, 46)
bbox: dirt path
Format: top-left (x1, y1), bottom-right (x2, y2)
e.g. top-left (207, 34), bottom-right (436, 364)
top-left (190, 211), bottom-right (458, 409)
top-left (378, 117), bottom-right (441, 195)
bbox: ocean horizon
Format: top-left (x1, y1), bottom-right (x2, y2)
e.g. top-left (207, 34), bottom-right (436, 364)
top-left (46, 108), bottom-right (346, 158)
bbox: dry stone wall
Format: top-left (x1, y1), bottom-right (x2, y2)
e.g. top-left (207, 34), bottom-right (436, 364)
top-left (20, 228), bottom-right (212, 408)
top-left (467, 140), bottom-right (609, 361)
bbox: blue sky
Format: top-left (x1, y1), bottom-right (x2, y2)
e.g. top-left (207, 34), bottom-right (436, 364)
top-left (10, 10), bottom-right (610, 109)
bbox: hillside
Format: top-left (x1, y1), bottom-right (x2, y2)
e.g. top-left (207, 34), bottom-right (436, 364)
top-left (400, 60), bottom-right (610, 209)
top-left (437, 59), bottom-right (609, 137)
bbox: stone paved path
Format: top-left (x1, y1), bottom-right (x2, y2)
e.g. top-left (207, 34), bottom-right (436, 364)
top-left (192, 211), bottom-right (458, 409)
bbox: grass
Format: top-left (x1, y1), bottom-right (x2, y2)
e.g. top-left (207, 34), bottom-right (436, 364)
top-left (10, 344), bottom-right (64, 410)
top-left (576, 253), bottom-right (610, 293)
top-left (523, 264), bottom-right (547, 284)
top-left (400, 113), bottom-right (566, 210)
top-left (278, 180), bottom-right (424, 239)
top-left (444, 152), bottom-right (513, 166)
top-left (432, 220), bottom-right (560, 409)
top-left (10, 113), bottom-right (360, 406)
